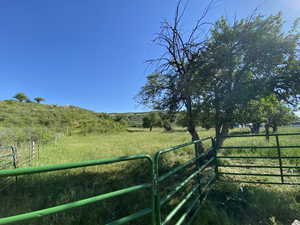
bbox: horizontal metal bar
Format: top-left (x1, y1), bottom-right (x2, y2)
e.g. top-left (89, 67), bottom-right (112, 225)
top-left (160, 157), bottom-right (215, 206)
top-left (174, 191), bottom-right (199, 225)
top-left (282, 174), bottom-right (300, 177)
top-left (186, 201), bottom-right (201, 225)
top-left (219, 172), bottom-right (282, 177)
top-left (221, 132), bottom-right (300, 138)
top-left (158, 148), bottom-right (215, 182)
top-left (158, 158), bottom-right (196, 182)
top-left (105, 208), bottom-right (152, 225)
top-left (220, 172), bottom-right (300, 178)
top-left (183, 181), bottom-right (216, 225)
top-left (0, 154), bottom-right (153, 177)
top-left (219, 145), bottom-right (300, 149)
top-left (162, 184), bottom-right (200, 225)
top-left (176, 174), bottom-right (216, 225)
top-left (158, 137), bottom-right (213, 155)
top-left (0, 183), bottom-right (152, 225)
top-left (218, 164), bottom-right (300, 169)
top-left (217, 156), bottom-right (300, 159)
top-left (220, 179), bottom-right (300, 185)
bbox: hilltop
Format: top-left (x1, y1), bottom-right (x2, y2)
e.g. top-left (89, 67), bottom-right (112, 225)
top-left (0, 100), bottom-right (126, 136)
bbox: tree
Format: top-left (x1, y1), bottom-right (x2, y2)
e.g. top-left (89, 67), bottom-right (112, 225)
top-left (138, 5), bottom-right (300, 148)
top-left (192, 14), bottom-right (300, 146)
top-left (34, 97), bottom-right (45, 104)
top-left (239, 95), bottom-right (297, 137)
top-left (13, 93), bottom-right (29, 102)
top-left (137, 1), bottom-right (214, 153)
top-left (142, 112), bottom-right (161, 131)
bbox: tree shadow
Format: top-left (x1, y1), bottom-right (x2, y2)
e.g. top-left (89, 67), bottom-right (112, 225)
top-left (0, 159), bottom-right (154, 225)
top-left (195, 178), bottom-right (300, 225)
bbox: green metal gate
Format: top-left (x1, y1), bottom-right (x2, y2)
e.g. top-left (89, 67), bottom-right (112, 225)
top-left (0, 137), bottom-right (216, 225)
top-left (153, 137), bottom-right (216, 225)
top-left (216, 133), bottom-right (300, 185)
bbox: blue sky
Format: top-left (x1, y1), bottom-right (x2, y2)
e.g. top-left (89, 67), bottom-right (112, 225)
top-left (0, 0), bottom-right (299, 114)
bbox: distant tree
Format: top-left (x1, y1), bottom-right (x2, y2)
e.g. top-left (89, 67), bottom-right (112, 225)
top-left (239, 95), bottom-right (297, 138)
top-left (142, 112), bottom-right (161, 131)
top-left (13, 93), bottom-right (28, 102)
top-left (34, 97), bottom-right (45, 103)
top-left (113, 115), bottom-right (128, 127)
top-left (142, 117), bottom-right (151, 130)
top-left (158, 111), bottom-right (176, 131)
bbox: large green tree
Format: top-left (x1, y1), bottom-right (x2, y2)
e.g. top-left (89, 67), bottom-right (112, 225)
top-left (193, 14), bottom-right (300, 146)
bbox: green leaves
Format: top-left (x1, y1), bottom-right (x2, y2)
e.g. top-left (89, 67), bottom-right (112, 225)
top-left (13, 93), bottom-right (29, 102)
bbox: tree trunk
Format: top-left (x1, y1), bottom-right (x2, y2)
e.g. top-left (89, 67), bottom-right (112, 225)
top-left (252, 123), bottom-right (260, 134)
top-left (185, 98), bottom-right (204, 154)
top-left (265, 123), bottom-right (270, 142)
top-left (163, 122), bottom-right (172, 131)
top-left (215, 123), bottom-right (229, 148)
top-left (272, 123), bottom-right (278, 133)
top-left (149, 126), bottom-right (152, 132)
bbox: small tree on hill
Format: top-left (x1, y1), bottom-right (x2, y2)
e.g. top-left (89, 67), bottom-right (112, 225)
top-left (34, 97), bottom-right (45, 104)
top-left (13, 93), bottom-right (29, 102)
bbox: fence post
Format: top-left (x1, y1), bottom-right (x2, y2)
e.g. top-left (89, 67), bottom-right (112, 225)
top-left (211, 138), bottom-right (219, 180)
top-left (194, 141), bottom-right (203, 196)
top-left (153, 153), bottom-right (161, 225)
top-left (275, 135), bottom-right (284, 184)
top-left (11, 146), bottom-right (18, 184)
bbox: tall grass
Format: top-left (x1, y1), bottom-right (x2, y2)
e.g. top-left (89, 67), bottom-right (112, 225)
top-left (1, 126), bottom-right (300, 225)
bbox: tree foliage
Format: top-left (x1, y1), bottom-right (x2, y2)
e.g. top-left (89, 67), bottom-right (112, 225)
top-left (34, 97), bottom-right (45, 103)
top-left (142, 112), bottom-right (161, 131)
top-left (239, 95), bottom-right (297, 135)
top-left (13, 93), bottom-right (29, 102)
top-left (195, 14), bottom-right (300, 146)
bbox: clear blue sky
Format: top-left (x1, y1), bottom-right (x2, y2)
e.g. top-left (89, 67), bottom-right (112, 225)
top-left (0, 0), bottom-right (299, 114)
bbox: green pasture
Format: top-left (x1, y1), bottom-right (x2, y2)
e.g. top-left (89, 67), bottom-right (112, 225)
top-left (1, 126), bottom-right (300, 225)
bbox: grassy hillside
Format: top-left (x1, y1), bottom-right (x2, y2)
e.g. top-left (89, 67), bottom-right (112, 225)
top-left (0, 100), bottom-right (126, 144)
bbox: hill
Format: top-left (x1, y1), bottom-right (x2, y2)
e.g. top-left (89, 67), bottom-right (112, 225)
top-left (0, 100), bottom-right (126, 143)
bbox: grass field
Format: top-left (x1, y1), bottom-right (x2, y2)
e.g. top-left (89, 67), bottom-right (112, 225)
top-left (1, 126), bottom-right (300, 225)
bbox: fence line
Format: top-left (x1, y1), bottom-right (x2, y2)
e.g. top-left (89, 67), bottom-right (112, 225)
top-left (216, 132), bottom-right (300, 185)
top-left (0, 132), bottom-right (299, 224)
top-left (0, 141), bottom-right (39, 192)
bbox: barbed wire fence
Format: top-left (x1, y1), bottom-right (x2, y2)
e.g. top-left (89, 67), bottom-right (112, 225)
top-left (0, 141), bottom-right (40, 192)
